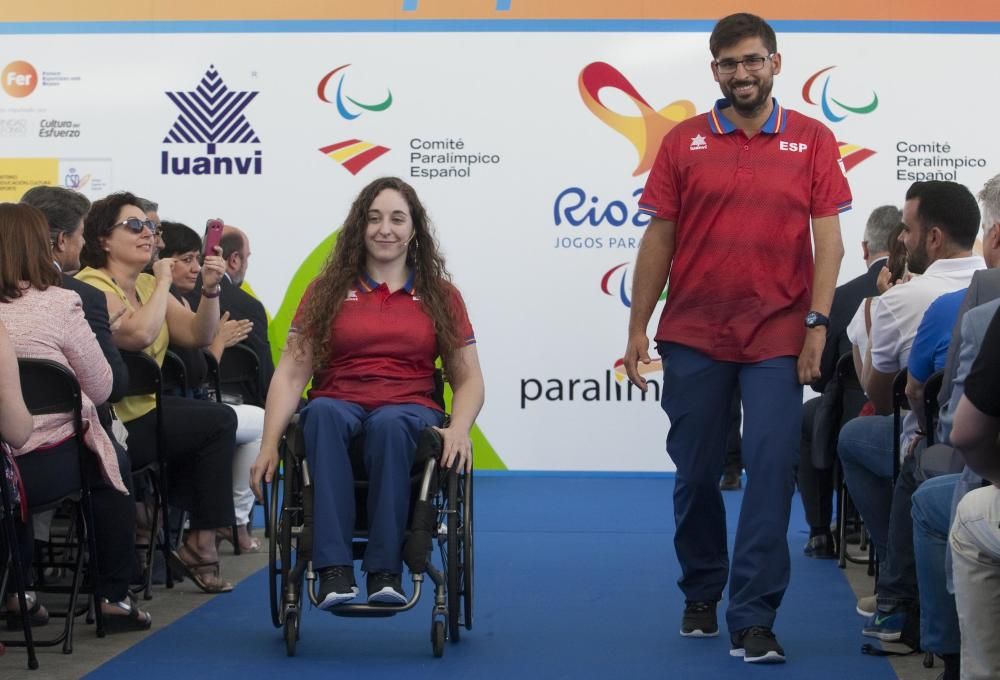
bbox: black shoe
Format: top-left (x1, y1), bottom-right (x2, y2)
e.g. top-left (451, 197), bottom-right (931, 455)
top-left (803, 533), bottom-right (837, 559)
top-left (730, 626), bottom-right (786, 663)
top-left (367, 571), bottom-right (406, 605)
top-left (317, 565), bottom-right (357, 610)
top-left (680, 600), bottom-right (718, 637)
top-left (719, 471), bottom-right (742, 491)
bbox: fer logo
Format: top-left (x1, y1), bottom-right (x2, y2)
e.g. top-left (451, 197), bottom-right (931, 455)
top-left (579, 62), bottom-right (696, 176)
top-left (802, 66), bottom-right (879, 123)
top-left (2, 61), bottom-right (37, 98)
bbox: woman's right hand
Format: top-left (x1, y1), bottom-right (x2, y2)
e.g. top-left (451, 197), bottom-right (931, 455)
top-left (152, 257), bottom-right (175, 286)
top-left (250, 445), bottom-right (279, 502)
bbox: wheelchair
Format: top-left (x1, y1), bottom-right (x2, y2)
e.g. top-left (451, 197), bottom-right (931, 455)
top-left (265, 391), bottom-right (474, 658)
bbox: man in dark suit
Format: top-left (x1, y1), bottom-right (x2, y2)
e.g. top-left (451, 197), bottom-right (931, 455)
top-left (21, 185), bottom-right (128, 404)
top-left (190, 226), bottom-right (274, 405)
top-left (799, 204), bottom-right (901, 557)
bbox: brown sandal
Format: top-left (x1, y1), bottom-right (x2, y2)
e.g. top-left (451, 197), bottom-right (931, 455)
top-left (216, 526), bottom-right (262, 554)
top-left (167, 547), bottom-right (233, 594)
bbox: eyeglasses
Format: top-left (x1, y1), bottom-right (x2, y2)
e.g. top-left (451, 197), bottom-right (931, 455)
top-left (112, 217), bottom-right (162, 237)
top-left (714, 53), bottom-right (774, 75)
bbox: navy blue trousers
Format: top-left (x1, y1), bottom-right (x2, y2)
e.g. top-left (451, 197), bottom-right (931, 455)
top-left (300, 398), bottom-right (443, 573)
top-left (658, 342), bottom-right (801, 632)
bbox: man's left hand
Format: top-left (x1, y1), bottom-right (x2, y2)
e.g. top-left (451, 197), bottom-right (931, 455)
top-left (797, 328), bottom-right (826, 385)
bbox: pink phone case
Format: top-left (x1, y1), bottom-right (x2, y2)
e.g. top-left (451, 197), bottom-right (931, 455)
top-left (204, 218), bottom-right (224, 256)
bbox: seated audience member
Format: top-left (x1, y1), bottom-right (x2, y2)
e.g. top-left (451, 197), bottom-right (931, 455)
top-left (846, 221), bottom-right (907, 381)
top-left (135, 196), bottom-right (164, 264)
top-left (187, 226), bottom-right (275, 405)
top-left (909, 175), bottom-right (1000, 680)
top-left (250, 177), bottom-right (485, 608)
top-left (949, 306), bottom-right (1000, 680)
top-left (159, 221), bottom-right (262, 553)
top-left (20, 185), bottom-right (128, 405)
top-left (0, 203), bottom-right (150, 630)
top-left (800, 205), bottom-right (900, 558)
top-left (837, 181), bottom-right (984, 640)
top-left (0, 319), bottom-right (32, 447)
top-left (76, 192), bottom-right (238, 593)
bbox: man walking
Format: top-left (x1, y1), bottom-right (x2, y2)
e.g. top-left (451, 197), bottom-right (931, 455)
top-left (623, 13), bottom-right (850, 663)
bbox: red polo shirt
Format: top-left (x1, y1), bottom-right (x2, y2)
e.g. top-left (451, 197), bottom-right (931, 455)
top-left (638, 98), bottom-right (852, 362)
top-left (292, 272), bottom-right (475, 411)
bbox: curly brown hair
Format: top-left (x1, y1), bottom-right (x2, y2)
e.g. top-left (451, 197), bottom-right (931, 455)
top-left (297, 177), bottom-right (461, 371)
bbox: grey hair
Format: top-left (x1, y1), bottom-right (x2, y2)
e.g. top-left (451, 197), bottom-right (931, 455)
top-left (863, 205), bottom-right (902, 254)
top-left (135, 197), bottom-right (159, 214)
top-left (978, 173), bottom-right (1000, 230)
top-left (20, 185), bottom-right (91, 239)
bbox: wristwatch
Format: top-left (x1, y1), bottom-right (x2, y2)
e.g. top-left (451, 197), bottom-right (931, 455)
top-left (804, 311), bottom-right (830, 329)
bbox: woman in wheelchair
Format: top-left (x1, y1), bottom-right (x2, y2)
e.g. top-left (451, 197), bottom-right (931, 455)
top-left (77, 192), bottom-right (239, 593)
top-left (251, 176), bottom-right (484, 609)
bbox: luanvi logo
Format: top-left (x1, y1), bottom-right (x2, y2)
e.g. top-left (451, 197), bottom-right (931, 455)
top-left (161, 65), bottom-right (262, 176)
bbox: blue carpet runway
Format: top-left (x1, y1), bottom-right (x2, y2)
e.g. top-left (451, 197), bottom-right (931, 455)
top-left (86, 476), bottom-right (896, 679)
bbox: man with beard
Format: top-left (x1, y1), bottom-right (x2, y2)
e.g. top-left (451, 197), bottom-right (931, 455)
top-left (837, 181), bottom-right (984, 644)
top-left (623, 13), bottom-right (851, 663)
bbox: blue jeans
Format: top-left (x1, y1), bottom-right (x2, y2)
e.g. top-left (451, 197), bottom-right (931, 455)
top-left (912, 473), bottom-right (961, 655)
top-left (658, 342), bottom-right (801, 632)
top-left (837, 416), bottom-right (895, 583)
top-left (300, 398), bottom-right (444, 573)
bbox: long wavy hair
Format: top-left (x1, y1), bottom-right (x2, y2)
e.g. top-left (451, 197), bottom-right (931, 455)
top-left (298, 177), bottom-right (460, 370)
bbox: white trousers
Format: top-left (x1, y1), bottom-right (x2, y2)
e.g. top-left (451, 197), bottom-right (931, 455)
top-left (950, 484), bottom-right (1000, 680)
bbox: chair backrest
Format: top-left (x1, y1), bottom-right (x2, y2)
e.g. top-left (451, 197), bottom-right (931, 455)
top-left (923, 369), bottom-right (945, 446)
top-left (119, 351), bottom-right (162, 399)
top-left (17, 358), bottom-right (83, 425)
top-left (201, 349), bottom-right (223, 403)
top-left (160, 350), bottom-right (188, 396)
top-left (835, 351), bottom-right (861, 391)
top-left (219, 343), bottom-right (262, 406)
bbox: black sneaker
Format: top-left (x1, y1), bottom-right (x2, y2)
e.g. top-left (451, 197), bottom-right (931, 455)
top-left (680, 600), bottom-right (718, 637)
top-left (367, 571), bottom-right (406, 605)
top-left (730, 626), bottom-right (786, 663)
top-left (316, 565), bottom-right (357, 610)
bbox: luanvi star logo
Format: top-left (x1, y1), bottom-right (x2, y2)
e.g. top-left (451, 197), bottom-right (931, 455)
top-left (161, 65), bottom-right (263, 176)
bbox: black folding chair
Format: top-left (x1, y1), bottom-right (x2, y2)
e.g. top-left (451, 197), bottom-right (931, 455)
top-left (0, 359), bottom-right (106, 665)
top-left (119, 351), bottom-right (174, 599)
top-left (218, 343), bottom-right (264, 407)
top-left (0, 442), bottom-right (37, 669)
top-left (217, 344), bottom-right (269, 540)
top-left (832, 352), bottom-right (873, 569)
top-left (159, 350), bottom-right (188, 398)
top-left (922, 370), bottom-right (944, 446)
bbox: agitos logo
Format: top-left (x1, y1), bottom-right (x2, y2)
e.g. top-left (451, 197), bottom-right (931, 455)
top-left (601, 262), bottom-right (667, 308)
top-left (579, 62), bottom-right (696, 177)
top-left (318, 64), bottom-right (392, 175)
top-left (317, 64), bottom-right (393, 120)
top-left (802, 66), bottom-right (878, 123)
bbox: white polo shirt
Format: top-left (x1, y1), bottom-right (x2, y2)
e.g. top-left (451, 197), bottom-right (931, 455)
top-left (870, 255), bottom-right (985, 373)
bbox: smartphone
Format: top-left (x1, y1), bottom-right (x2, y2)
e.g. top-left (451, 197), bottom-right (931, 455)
top-left (204, 218), bottom-right (224, 257)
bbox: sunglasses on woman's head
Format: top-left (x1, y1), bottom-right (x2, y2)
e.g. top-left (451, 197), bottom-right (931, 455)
top-left (111, 217), bottom-right (161, 236)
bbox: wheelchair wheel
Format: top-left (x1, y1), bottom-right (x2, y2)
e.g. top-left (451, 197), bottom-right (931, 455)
top-left (463, 469), bottom-right (474, 631)
top-left (431, 619), bottom-right (445, 658)
top-left (446, 471), bottom-right (461, 642)
top-left (267, 473), bottom-right (282, 628)
top-left (284, 609), bottom-right (299, 657)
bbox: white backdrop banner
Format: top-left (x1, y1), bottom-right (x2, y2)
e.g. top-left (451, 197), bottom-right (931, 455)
top-left (1, 26), bottom-right (998, 470)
